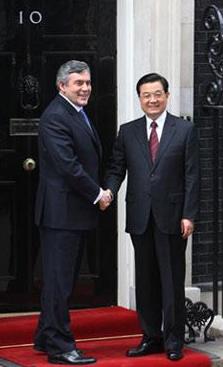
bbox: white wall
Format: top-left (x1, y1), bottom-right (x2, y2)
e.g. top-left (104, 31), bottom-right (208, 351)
top-left (117, 0), bottom-right (135, 308)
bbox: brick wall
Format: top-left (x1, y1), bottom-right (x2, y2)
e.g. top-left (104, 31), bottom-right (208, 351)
top-left (193, 0), bottom-right (223, 285)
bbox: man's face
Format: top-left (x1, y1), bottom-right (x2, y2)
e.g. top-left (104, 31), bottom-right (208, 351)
top-left (138, 81), bottom-right (169, 120)
top-left (59, 70), bottom-right (91, 106)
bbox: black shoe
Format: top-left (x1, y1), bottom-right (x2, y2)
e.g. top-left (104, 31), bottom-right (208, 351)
top-left (48, 349), bottom-right (96, 365)
top-left (167, 350), bottom-right (183, 361)
top-left (34, 344), bottom-right (83, 356)
top-left (34, 344), bottom-right (47, 353)
top-left (126, 336), bottom-right (164, 357)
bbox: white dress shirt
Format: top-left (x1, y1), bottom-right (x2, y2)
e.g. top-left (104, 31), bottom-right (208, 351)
top-left (59, 92), bottom-right (82, 112)
top-left (146, 110), bottom-right (167, 142)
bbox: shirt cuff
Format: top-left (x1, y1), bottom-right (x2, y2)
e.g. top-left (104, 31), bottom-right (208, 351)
top-left (94, 188), bottom-right (103, 204)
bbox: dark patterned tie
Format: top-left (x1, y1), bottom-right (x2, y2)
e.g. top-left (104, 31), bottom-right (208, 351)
top-left (149, 121), bottom-right (159, 162)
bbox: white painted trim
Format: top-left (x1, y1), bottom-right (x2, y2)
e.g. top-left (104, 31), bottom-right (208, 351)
top-left (117, 0), bottom-right (135, 308)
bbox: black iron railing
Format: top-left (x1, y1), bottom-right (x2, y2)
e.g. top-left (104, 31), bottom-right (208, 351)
top-left (202, 4), bottom-right (223, 317)
top-left (185, 297), bottom-right (215, 343)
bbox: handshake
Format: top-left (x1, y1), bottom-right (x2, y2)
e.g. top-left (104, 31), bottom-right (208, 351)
top-left (99, 189), bottom-right (113, 211)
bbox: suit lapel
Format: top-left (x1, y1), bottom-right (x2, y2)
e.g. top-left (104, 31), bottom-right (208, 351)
top-left (76, 112), bottom-right (103, 159)
top-left (88, 122), bottom-right (103, 159)
top-left (133, 113), bottom-right (177, 170)
top-left (153, 113), bottom-right (176, 168)
top-left (134, 117), bottom-right (153, 168)
top-left (58, 95), bottom-right (102, 159)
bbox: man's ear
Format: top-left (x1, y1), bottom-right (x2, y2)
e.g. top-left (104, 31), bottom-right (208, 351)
top-left (58, 81), bottom-right (65, 93)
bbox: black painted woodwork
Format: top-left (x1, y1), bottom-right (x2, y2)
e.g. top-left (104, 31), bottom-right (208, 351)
top-left (0, 0), bottom-right (117, 312)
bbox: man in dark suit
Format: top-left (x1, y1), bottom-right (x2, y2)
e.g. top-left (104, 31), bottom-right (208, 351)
top-left (34, 60), bottom-right (111, 365)
top-left (102, 73), bottom-right (199, 361)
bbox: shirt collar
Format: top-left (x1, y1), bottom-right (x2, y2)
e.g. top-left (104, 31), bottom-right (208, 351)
top-left (59, 92), bottom-right (82, 112)
top-left (146, 110), bottom-right (167, 128)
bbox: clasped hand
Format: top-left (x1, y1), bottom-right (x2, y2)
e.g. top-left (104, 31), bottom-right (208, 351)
top-left (99, 189), bottom-right (113, 211)
top-left (181, 218), bottom-right (194, 239)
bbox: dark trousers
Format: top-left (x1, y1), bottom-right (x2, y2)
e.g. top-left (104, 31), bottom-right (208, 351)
top-left (34, 227), bottom-right (86, 355)
top-left (131, 215), bottom-right (187, 351)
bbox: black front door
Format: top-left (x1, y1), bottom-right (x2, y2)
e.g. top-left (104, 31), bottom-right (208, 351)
top-left (0, 0), bottom-right (117, 312)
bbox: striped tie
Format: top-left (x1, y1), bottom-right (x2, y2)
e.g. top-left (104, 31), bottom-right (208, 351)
top-left (149, 121), bottom-right (159, 162)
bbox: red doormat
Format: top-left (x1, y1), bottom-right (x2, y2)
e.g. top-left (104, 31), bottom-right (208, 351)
top-left (0, 306), bottom-right (211, 367)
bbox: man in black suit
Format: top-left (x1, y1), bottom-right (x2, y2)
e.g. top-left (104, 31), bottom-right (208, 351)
top-left (34, 60), bottom-right (111, 364)
top-left (102, 73), bottom-right (199, 361)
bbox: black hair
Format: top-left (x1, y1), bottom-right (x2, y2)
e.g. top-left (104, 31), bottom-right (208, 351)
top-left (136, 73), bottom-right (169, 96)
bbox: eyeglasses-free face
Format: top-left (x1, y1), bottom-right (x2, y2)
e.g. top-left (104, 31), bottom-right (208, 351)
top-left (139, 81), bottom-right (169, 120)
top-left (59, 70), bottom-right (92, 107)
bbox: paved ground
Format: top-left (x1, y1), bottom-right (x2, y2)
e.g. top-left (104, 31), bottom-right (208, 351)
top-left (188, 336), bottom-right (223, 366)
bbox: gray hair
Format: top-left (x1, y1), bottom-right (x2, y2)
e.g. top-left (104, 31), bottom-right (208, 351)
top-left (56, 60), bottom-right (90, 88)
